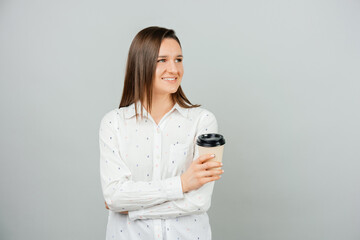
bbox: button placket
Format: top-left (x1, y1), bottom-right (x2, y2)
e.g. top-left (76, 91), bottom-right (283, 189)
top-left (153, 126), bottom-right (162, 180)
top-left (153, 126), bottom-right (163, 239)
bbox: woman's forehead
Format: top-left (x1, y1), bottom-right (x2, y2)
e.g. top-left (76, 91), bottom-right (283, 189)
top-left (158, 39), bottom-right (182, 56)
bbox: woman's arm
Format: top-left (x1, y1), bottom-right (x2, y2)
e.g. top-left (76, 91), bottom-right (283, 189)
top-left (100, 110), bottom-right (184, 212)
top-left (128, 164), bottom-right (222, 220)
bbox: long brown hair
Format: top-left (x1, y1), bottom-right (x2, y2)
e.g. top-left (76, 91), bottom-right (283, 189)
top-left (119, 26), bottom-right (200, 118)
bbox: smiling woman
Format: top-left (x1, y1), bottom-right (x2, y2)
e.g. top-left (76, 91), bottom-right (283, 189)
top-left (99, 26), bottom-right (224, 240)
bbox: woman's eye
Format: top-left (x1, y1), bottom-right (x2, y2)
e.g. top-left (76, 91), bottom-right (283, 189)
top-left (157, 58), bottom-right (182, 63)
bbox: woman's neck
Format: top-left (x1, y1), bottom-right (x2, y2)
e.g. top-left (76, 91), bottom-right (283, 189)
top-left (144, 94), bottom-right (174, 124)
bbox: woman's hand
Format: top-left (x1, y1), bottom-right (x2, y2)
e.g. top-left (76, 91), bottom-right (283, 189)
top-left (104, 201), bottom-right (128, 214)
top-left (180, 154), bottom-right (223, 193)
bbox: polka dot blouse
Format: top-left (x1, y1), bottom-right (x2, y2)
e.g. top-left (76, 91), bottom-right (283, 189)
top-left (99, 101), bottom-right (218, 240)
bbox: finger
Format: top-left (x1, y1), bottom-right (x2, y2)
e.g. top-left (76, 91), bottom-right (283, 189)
top-left (197, 154), bottom-right (216, 164)
top-left (200, 161), bottom-right (222, 170)
top-left (105, 201), bottom-right (109, 209)
top-left (201, 175), bottom-right (221, 185)
top-left (200, 169), bottom-right (224, 177)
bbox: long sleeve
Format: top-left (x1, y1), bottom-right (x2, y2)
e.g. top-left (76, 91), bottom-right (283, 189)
top-left (128, 110), bottom-right (218, 220)
top-left (99, 111), bottom-right (184, 212)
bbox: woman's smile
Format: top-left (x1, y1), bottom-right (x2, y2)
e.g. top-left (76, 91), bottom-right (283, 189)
top-left (162, 77), bottom-right (178, 83)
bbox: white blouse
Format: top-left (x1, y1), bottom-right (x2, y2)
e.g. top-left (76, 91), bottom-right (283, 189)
top-left (99, 101), bottom-right (218, 240)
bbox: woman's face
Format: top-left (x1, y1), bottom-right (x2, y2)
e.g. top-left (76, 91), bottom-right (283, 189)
top-left (152, 38), bottom-right (184, 97)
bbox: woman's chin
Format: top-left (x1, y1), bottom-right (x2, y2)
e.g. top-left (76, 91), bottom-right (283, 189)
top-left (154, 87), bottom-right (180, 96)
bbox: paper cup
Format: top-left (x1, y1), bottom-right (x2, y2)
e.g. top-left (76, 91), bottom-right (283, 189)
top-left (196, 133), bottom-right (225, 170)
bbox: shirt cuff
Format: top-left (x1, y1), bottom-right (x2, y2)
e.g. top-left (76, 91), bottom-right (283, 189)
top-left (164, 176), bottom-right (184, 200)
top-left (129, 209), bottom-right (144, 221)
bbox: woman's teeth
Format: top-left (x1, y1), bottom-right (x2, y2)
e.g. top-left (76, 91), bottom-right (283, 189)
top-left (162, 78), bottom-right (176, 81)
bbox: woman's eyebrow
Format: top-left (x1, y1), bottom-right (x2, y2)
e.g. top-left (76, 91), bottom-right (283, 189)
top-left (158, 55), bottom-right (183, 58)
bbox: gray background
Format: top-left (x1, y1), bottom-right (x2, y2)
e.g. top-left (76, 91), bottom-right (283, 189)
top-left (1, 0), bottom-right (359, 239)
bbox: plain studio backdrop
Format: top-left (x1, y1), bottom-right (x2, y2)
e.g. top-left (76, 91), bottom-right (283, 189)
top-left (1, 0), bottom-right (359, 239)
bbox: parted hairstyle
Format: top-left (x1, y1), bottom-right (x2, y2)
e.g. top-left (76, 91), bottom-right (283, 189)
top-left (119, 26), bottom-right (200, 118)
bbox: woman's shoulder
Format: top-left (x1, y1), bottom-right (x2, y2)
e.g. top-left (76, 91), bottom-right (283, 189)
top-left (100, 107), bottom-right (128, 124)
top-left (187, 106), bottom-right (218, 132)
top-left (187, 105), bottom-right (217, 120)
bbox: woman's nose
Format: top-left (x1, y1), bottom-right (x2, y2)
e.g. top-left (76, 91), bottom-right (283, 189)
top-left (166, 60), bottom-right (178, 73)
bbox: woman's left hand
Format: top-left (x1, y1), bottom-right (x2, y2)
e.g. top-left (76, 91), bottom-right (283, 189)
top-left (104, 201), bottom-right (128, 214)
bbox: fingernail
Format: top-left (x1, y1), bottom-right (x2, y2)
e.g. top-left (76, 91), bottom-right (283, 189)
top-left (211, 154), bottom-right (215, 158)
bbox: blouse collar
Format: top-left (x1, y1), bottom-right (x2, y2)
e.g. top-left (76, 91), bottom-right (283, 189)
top-left (124, 101), bottom-right (189, 119)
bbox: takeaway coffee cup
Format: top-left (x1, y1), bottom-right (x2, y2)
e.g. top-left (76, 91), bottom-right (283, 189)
top-left (196, 133), bottom-right (225, 169)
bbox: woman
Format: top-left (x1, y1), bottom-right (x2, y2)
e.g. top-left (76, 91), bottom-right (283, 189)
top-left (99, 26), bottom-right (224, 240)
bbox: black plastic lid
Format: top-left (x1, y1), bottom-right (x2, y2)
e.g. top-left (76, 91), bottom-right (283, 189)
top-left (196, 133), bottom-right (225, 147)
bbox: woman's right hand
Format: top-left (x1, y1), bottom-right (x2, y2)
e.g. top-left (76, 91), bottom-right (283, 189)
top-left (180, 154), bottom-right (223, 193)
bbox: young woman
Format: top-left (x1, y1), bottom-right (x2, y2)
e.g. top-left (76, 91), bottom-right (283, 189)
top-left (99, 26), bottom-right (224, 240)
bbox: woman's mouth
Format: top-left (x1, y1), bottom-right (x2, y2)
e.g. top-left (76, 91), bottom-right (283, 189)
top-left (162, 77), bottom-right (177, 82)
